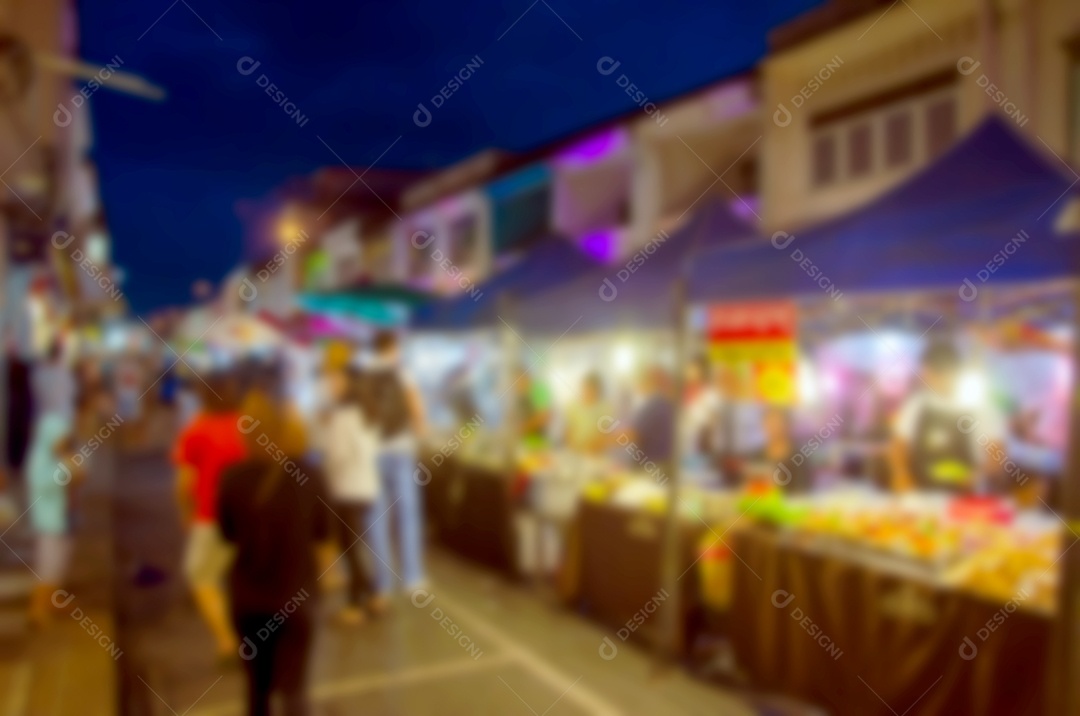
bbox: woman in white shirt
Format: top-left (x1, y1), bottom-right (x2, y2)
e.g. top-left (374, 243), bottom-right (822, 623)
top-left (321, 367), bottom-right (380, 625)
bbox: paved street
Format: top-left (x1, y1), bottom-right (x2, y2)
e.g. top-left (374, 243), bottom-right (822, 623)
top-left (0, 416), bottom-right (811, 716)
top-left (0, 446), bottom-right (118, 716)
top-left (110, 447), bottom-right (767, 716)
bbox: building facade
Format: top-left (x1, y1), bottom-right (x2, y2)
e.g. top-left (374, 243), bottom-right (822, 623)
top-left (761, 0), bottom-right (1080, 232)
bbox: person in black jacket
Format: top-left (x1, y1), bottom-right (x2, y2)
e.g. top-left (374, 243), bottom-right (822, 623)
top-left (219, 387), bottom-right (332, 716)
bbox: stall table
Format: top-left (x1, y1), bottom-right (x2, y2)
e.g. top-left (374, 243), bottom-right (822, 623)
top-left (564, 499), bottom-right (708, 655)
top-left (421, 452), bottom-right (518, 577)
top-left (730, 525), bottom-right (1050, 716)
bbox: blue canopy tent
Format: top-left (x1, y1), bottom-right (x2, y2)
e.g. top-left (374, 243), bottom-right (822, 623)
top-left (411, 236), bottom-right (603, 331)
top-left (515, 197), bottom-right (760, 335)
top-left (688, 117), bottom-right (1080, 304)
top-left (685, 116), bottom-right (1080, 712)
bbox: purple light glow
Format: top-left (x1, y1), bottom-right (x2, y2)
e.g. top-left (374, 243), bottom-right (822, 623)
top-left (552, 127), bottom-right (629, 168)
top-left (577, 229), bottom-right (620, 263)
top-left (729, 196), bottom-right (760, 224)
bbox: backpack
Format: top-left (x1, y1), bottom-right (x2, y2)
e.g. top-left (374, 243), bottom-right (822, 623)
top-left (364, 368), bottom-right (410, 440)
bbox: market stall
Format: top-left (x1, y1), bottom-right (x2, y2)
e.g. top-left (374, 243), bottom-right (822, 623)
top-left (509, 199), bottom-right (758, 651)
top-left (409, 235), bottom-right (602, 574)
top-left (684, 117), bottom-right (1080, 714)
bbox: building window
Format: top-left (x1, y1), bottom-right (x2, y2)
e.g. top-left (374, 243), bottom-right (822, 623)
top-left (812, 134), bottom-right (837, 186)
top-left (884, 111), bottom-right (913, 168)
top-left (925, 98), bottom-right (957, 158)
top-left (449, 214), bottom-right (478, 266)
top-left (847, 123), bottom-right (873, 178)
top-left (809, 83), bottom-right (957, 188)
top-left (409, 226), bottom-right (434, 279)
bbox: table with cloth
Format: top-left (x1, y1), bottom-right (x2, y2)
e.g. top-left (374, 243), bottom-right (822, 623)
top-left (728, 525), bottom-right (1051, 715)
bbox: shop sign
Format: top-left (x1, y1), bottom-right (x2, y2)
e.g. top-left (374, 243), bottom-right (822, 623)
top-left (705, 300), bottom-right (798, 404)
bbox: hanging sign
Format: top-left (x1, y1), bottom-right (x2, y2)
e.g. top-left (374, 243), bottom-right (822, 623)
top-left (705, 300), bottom-right (798, 404)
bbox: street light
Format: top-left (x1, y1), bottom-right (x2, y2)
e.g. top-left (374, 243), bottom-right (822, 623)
top-left (276, 207), bottom-right (307, 247)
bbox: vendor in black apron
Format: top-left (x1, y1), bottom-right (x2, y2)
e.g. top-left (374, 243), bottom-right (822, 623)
top-left (889, 339), bottom-right (1004, 494)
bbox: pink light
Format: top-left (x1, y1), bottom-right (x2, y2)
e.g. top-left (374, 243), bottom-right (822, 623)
top-left (552, 127), bottom-right (629, 168)
top-left (729, 196), bottom-right (760, 224)
top-left (437, 192), bottom-right (474, 216)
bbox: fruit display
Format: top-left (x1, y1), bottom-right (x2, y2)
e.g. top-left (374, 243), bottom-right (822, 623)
top-left (515, 448), bottom-right (555, 475)
top-left (797, 498), bottom-right (964, 565)
top-left (737, 480), bottom-right (809, 527)
top-left (941, 524), bottom-right (1060, 612)
top-left (743, 484), bottom-right (1062, 612)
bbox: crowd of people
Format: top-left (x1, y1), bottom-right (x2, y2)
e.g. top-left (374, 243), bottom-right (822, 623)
top-left (0, 325), bottom-right (431, 716)
top-left (514, 359), bottom-right (771, 486)
top-left (171, 329), bottom-right (428, 716)
top-left (1, 317), bottom-right (1043, 716)
top-left (512, 337), bottom-right (1022, 500)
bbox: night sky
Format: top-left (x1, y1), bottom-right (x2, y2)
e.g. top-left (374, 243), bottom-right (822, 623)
top-left (78, 0), bottom-right (821, 314)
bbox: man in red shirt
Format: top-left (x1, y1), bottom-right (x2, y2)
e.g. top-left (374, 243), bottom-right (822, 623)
top-left (173, 373), bottom-right (246, 660)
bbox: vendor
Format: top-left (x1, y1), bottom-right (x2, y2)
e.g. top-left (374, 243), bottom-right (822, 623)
top-left (513, 365), bottom-right (553, 446)
top-left (627, 365), bottom-right (676, 469)
top-left (681, 354), bottom-right (718, 461)
top-left (889, 339), bottom-right (1005, 493)
top-left (564, 372), bottom-right (612, 455)
top-left (442, 362), bottom-right (480, 429)
top-left (760, 407), bottom-right (812, 493)
top-left (705, 365), bottom-right (765, 487)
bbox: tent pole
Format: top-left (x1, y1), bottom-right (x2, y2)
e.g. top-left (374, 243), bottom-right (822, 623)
top-left (657, 276), bottom-right (687, 664)
top-left (498, 293), bottom-right (518, 464)
top-left (1049, 279), bottom-right (1080, 714)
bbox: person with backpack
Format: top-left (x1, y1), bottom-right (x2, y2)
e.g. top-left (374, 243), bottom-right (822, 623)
top-left (219, 387), bottom-right (331, 716)
top-left (362, 330), bottom-right (428, 608)
top-left (320, 366), bottom-right (380, 625)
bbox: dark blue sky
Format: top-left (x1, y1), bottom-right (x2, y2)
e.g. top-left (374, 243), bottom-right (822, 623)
top-left (79, 0), bottom-right (820, 314)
